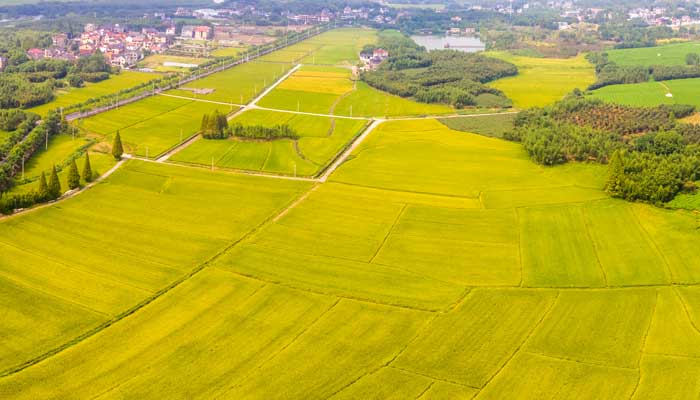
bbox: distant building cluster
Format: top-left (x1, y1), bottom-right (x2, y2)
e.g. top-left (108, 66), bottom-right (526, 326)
top-left (25, 23), bottom-right (182, 68)
top-left (628, 8), bottom-right (700, 27)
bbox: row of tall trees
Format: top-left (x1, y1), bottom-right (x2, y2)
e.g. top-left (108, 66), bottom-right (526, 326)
top-left (0, 152), bottom-right (93, 214)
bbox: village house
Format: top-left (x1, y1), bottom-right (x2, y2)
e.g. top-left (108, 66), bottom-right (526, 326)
top-left (193, 26), bottom-right (212, 40)
top-left (26, 48), bottom-right (44, 60)
top-left (359, 48), bottom-right (389, 71)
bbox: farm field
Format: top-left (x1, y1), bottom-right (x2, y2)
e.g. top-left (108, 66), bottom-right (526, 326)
top-left (438, 113), bottom-right (517, 138)
top-left (172, 109), bottom-right (367, 176)
top-left (606, 40), bottom-right (700, 66)
top-left (78, 95), bottom-right (233, 157)
top-left (3, 118), bottom-right (699, 397)
top-left (256, 66), bottom-right (356, 114)
top-left (298, 28), bottom-right (378, 65)
top-left (0, 160), bottom-right (311, 377)
top-left (167, 60), bottom-right (292, 104)
top-left (590, 77), bottom-right (700, 108)
top-left (487, 52), bottom-right (596, 108)
top-left (6, 132), bottom-right (116, 196)
top-left (259, 67), bottom-right (453, 117)
top-left (28, 71), bottom-right (158, 116)
top-left (5, 26), bottom-right (700, 399)
top-left (137, 54), bottom-right (208, 72)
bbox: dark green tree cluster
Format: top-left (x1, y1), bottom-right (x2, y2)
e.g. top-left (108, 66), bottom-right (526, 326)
top-left (200, 110), bottom-right (230, 139)
top-left (361, 32), bottom-right (517, 109)
top-left (230, 123), bottom-right (299, 140)
top-left (111, 131), bottom-right (123, 160)
top-left (605, 148), bottom-right (700, 203)
top-left (508, 96), bottom-right (700, 204)
top-left (650, 65), bottom-right (700, 82)
top-left (0, 74), bottom-right (56, 109)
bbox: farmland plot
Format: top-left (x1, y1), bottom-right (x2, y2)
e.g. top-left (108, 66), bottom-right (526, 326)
top-left (606, 40), bottom-right (700, 67)
top-left (486, 52), bottom-right (595, 108)
top-left (6, 88), bottom-right (700, 398)
top-left (168, 61), bottom-right (292, 104)
top-left (28, 71), bottom-right (157, 116)
top-left (172, 109), bottom-right (367, 176)
top-left (0, 160), bottom-right (310, 375)
top-left (79, 96), bottom-right (233, 157)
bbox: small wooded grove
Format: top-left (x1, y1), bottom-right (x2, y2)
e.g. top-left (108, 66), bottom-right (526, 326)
top-left (0, 52), bottom-right (116, 109)
top-left (200, 111), bottom-right (299, 141)
top-left (507, 96), bottom-right (700, 204)
top-left (361, 33), bottom-right (517, 108)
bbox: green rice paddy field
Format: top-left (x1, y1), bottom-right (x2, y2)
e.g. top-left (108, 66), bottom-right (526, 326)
top-left (487, 52), bottom-right (596, 108)
top-left (7, 133), bottom-right (116, 195)
top-left (2, 116), bottom-right (700, 398)
top-left (3, 27), bottom-right (700, 399)
top-left (590, 77), bottom-right (700, 108)
top-left (167, 61), bottom-right (292, 104)
top-left (77, 95), bottom-right (234, 158)
top-left (606, 40), bottom-right (700, 66)
top-left (28, 71), bottom-right (158, 116)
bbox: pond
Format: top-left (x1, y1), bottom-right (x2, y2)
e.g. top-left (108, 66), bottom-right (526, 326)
top-left (410, 35), bottom-right (485, 52)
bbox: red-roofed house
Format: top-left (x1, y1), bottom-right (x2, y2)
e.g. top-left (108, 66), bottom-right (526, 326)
top-left (193, 26), bottom-right (212, 40)
top-left (26, 48), bottom-right (45, 60)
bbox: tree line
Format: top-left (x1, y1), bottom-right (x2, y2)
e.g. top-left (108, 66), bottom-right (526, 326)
top-left (587, 52), bottom-right (700, 90)
top-left (199, 110), bottom-right (299, 141)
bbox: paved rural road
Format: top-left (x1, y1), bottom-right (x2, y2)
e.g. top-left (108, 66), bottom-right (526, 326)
top-left (318, 119), bottom-right (384, 182)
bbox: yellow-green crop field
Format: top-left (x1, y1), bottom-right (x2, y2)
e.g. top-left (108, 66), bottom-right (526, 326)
top-left (259, 66), bottom-right (453, 117)
top-left (487, 52), bottom-right (596, 108)
top-left (590, 77), bottom-right (700, 108)
top-left (299, 28), bottom-right (378, 66)
top-left (28, 71), bottom-right (158, 116)
top-left (8, 133), bottom-right (116, 195)
top-left (172, 109), bottom-right (367, 176)
top-left (4, 28), bottom-right (700, 399)
top-left (78, 96), bottom-right (234, 157)
top-left (167, 60), bottom-right (292, 104)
